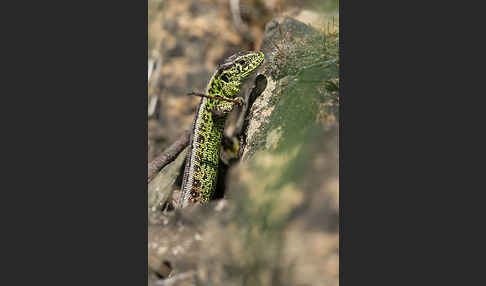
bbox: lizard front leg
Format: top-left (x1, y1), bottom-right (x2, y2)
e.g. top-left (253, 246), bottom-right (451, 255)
top-left (210, 81), bottom-right (244, 117)
top-left (211, 97), bottom-right (243, 117)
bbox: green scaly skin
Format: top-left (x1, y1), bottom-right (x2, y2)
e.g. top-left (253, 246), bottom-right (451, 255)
top-left (178, 51), bottom-right (264, 208)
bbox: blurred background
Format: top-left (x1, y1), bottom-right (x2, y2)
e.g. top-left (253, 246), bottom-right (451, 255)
top-left (148, 0), bottom-right (338, 162)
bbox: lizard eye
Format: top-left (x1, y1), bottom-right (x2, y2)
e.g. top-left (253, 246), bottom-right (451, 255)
top-left (221, 74), bottom-right (229, 83)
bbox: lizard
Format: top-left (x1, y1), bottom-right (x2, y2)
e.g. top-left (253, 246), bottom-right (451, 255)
top-left (177, 51), bottom-right (265, 208)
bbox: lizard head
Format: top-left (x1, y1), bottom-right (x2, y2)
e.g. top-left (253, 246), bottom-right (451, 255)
top-left (215, 51), bottom-right (265, 95)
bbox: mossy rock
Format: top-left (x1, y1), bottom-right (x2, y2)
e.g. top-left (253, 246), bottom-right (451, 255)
top-left (149, 16), bottom-right (339, 286)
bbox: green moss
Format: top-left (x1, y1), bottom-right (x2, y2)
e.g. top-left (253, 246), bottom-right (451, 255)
top-left (233, 22), bottom-right (339, 226)
top-left (265, 27), bottom-right (339, 150)
top-left (244, 23), bottom-right (339, 163)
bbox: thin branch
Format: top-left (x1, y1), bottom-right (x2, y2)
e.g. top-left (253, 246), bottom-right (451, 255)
top-left (148, 130), bottom-right (191, 183)
top-left (230, 0), bottom-right (254, 42)
top-left (153, 271), bottom-right (196, 286)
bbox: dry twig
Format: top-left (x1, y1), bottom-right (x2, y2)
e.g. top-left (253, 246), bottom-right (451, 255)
top-left (148, 131), bottom-right (190, 183)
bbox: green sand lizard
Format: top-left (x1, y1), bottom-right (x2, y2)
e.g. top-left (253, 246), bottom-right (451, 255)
top-left (178, 51), bottom-right (265, 208)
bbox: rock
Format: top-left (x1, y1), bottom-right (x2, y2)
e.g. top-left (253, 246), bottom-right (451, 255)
top-left (148, 148), bottom-right (187, 218)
